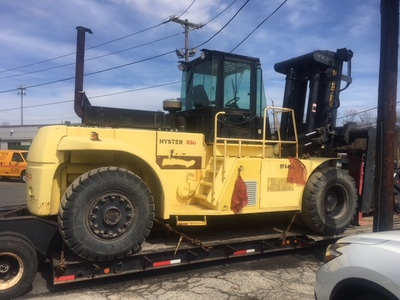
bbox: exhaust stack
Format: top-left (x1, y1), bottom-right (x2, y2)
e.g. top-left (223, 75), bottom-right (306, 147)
top-left (74, 26), bottom-right (92, 119)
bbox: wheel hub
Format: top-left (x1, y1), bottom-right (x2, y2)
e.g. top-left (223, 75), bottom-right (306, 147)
top-left (103, 207), bottom-right (121, 225)
top-left (0, 253), bottom-right (23, 288)
top-left (0, 261), bottom-right (10, 273)
top-left (88, 193), bottom-right (135, 239)
top-left (324, 194), bottom-right (338, 213)
top-left (324, 185), bottom-right (347, 218)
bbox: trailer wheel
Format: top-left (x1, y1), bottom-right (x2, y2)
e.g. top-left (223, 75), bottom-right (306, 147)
top-left (58, 167), bottom-right (155, 261)
top-left (300, 168), bottom-right (357, 235)
top-left (0, 233), bottom-right (38, 300)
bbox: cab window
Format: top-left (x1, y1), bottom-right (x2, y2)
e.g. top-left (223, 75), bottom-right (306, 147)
top-left (224, 61), bottom-right (251, 110)
top-left (12, 153), bottom-right (24, 162)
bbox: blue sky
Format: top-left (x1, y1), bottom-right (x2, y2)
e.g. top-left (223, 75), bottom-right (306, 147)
top-left (0, 0), bottom-right (383, 125)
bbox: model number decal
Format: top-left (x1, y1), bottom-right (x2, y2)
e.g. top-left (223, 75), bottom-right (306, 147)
top-left (280, 164), bottom-right (294, 169)
top-left (159, 139), bottom-right (196, 145)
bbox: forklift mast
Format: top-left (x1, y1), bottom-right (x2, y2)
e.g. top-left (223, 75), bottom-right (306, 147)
top-left (274, 48), bottom-right (353, 155)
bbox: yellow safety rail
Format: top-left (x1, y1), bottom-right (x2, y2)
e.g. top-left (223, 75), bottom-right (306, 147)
top-left (210, 107), bottom-right (299, 200)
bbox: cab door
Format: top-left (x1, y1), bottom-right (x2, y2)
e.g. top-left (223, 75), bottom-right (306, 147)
top-left (9, 152), bottom-right (25, 176)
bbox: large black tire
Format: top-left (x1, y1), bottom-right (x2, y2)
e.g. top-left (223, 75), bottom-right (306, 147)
top-left (58, 167), bottom-right (155, 261)
top-left (0, 233), bottom-right (38, 300)
top-left (300, 168), bottom-right (357, 235)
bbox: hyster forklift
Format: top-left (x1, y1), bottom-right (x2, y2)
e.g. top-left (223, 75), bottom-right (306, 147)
top-left (22, 27), bottom-right (375, 264)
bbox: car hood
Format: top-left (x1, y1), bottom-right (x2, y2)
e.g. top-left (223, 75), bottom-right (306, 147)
top-left (338, 230), bottom-right (400, 245)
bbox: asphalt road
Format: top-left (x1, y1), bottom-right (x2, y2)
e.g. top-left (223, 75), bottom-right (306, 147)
top-left (19, 247), bottom-right (324, 300)
top-left (0, 178), bottom-right (26, 206)
top-left (1, 180), bottom-right (325, 300)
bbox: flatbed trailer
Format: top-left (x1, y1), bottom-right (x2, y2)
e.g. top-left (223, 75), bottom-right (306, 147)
top-left (1, 205), bottom-right (399, 299)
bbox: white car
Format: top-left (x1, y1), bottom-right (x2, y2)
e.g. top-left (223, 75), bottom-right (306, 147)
top-left (315, 230), bottom-right (400, 300)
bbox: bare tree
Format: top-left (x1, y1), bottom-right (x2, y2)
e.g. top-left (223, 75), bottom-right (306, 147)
top-left (339, 109), bottom-right (358, 125)
top-left (339, 109), bottom-right (376, 128)
top-left (355, 111), bottom-right (376, 128)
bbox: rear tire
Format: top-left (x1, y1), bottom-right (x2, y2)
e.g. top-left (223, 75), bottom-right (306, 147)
top-left (300, 168), bottom-right (357, 235)
top-left (58, 167), bottom-right (155, 261)
top-left (0, 233), bottom-right (38, 300)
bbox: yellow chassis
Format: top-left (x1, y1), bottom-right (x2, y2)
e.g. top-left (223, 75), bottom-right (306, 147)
top-left (26, 108), bottom-right (334, 220)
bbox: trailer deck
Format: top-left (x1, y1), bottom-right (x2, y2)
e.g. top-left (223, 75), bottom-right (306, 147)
top-left (2, 205), bottom-right (399, 295)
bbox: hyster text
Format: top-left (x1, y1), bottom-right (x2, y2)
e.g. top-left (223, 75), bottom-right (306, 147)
top-left (159, 139), bottom-right (184, 145)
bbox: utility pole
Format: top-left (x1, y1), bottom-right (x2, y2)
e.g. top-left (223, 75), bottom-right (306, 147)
top-left (373, 0), bottom-right (399, 232)
top-left (17, 85), bottom-right (27, 125)
top-left (170, 16), bottom-right (203, 65)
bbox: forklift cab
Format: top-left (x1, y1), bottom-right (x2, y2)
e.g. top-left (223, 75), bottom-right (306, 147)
top-left (176, 49), bottom-right (267, 144)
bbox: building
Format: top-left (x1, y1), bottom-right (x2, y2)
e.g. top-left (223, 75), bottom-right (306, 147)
top-left (0, 125), bottom-right (43, 150)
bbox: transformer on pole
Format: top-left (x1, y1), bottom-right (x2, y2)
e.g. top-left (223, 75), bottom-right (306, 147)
top-left (170, 16), bottom-right (204, 67)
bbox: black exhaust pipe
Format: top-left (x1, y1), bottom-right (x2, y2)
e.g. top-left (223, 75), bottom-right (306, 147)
top-left (74, 26), bottom-right (92, 119)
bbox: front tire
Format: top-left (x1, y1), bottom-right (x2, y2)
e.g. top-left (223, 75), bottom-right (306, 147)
top-left (0, 233), bottom-right (38, 300)
top-left (300, 168), bottom-right (357, 235)
top-left (58, 167), bottom-right (155, 261)
top-left (20, 170), bottom-right (27, 182)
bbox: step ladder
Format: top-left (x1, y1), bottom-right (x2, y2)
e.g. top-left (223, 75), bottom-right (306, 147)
top-left (194, 156), bottom-right (224, 208)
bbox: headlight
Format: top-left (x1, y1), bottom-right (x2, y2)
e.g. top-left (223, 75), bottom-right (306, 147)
top-left (324, 243), bottom-right (350, 263)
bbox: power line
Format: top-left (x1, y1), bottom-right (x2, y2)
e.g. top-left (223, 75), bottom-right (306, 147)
top-left (0, 76), bottom-right (75, 93)
top-left (336, 106), bottom-right (379, 119)
top-left (336, 100), bottom-right (400, 120)
top-left (87, 24), bottom-right (165, 51)
top-left (175, 0), bottom-right (197, 19)
top-left (0, 22), bottom-right (173, 76)
top-left (0, 63), bottom-right (75, 81)
top-left (0, 52), bottom-right (76, 75)
top-left (0, 32), bottom-right (183, 81)
top-left (0, 99), bottom-right (73, 112)
top-left (196, 0), bottom-right (250, 48)
top-left (85, 50), bottom-right (176, 77)
top-left (203, 0), bottom-right (239, 26)
top-left (90, 80), bottom-right (181, 99)
top-left (0, 50), bottom-right (176, 94)
top-left (0, 1), bottom-right (201, 76)
top-left (0, 1), bottom-right (242, 96)
top-left (86, 32), bottom-right (182, 62)
top-left (0, 80), bottom-right (181, 112)
top-left (230, 0), bottom-right (287, 52)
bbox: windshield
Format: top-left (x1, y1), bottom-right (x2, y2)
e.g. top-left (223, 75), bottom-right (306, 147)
top-left (223, 61), bottom-right (251, 110)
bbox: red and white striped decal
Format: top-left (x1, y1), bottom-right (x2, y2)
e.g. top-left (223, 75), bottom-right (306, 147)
top-left (153, 259), bottom-right (181, 267)
top-left (233, 249), bottom-right (255, 256)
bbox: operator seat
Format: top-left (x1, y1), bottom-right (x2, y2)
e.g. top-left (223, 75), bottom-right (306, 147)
top-left (192, 85), bottom-right (210, 108)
